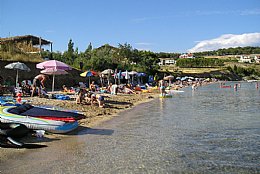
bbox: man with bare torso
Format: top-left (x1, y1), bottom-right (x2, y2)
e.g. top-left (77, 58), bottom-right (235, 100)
top-left (31, 74), bottom-right (48, 97)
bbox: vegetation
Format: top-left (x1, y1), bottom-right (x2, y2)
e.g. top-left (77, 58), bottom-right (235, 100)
top-left (40, 40), bottom-right (160, 74)
top-left (176, 58), bottom-right (224, 68)
top-left (193, 46), bottom-right (260, 57)
top-left (1, 38), bottom-right (260, 80)
top-left (227, 64), bottom-right (260, 79)
top-left (0, 42), bottom-right (42, 62)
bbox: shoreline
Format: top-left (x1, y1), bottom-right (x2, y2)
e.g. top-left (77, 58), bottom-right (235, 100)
top-left (0, 92), bottom-right (159, 162)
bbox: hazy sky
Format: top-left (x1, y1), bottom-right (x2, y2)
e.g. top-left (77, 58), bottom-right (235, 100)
top-left (0, 0), bottom-right (259, 53)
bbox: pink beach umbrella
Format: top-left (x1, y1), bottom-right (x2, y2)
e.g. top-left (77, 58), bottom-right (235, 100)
top-left (36, 60), bottom-right (72, 92)
top-left (36, 60), bottom-right (72, 70)
top-left (40, 68), bottom-right (68, 92)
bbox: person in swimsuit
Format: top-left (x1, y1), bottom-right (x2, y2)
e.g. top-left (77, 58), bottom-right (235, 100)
top-left (159, 80), bottom-right (167, 96)
top-left (89, 92), bottom-right (105, 108)
top-left (31, 74), bottom-right (48, 97)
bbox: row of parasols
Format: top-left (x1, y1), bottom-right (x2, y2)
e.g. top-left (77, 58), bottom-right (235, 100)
top-left (4, 60), bottom-right (147, 92)
top-left (5, 60), bottom-right (72, 92)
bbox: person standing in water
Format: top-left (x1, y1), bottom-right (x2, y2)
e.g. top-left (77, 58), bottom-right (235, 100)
top-left (159, 79), bottom-right (167, 96)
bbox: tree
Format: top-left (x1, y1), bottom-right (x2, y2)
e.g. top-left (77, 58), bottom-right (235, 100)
top-left (137, 50), bottom-right (160, 74)
top-left (63, 39), bottom-right (76, 65)
top-left (67, 39), bottom-right (74, 54)
top-left (85, 42), bottom-right (93, 54)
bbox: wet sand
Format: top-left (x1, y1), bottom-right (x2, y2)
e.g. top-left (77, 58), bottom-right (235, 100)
top-left (0, 91), bottom-right (158, 163)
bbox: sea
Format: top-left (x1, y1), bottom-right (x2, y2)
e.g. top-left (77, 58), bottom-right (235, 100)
top-left (1, 81), bottom-right (259, 174)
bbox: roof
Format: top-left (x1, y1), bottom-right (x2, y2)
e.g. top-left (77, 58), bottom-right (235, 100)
top-left (0, 35), bottom-right (52, 45)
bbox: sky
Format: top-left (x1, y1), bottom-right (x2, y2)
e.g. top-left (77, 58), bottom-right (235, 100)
top-left (0, 0), bottom-right (260, 53)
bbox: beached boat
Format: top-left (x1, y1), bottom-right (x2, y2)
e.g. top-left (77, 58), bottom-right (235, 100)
top-left (220, 85), bottom-right (232, 88)
top-left (165, 89), bottom-right (184, 93)
top-left (0, 106), bottom-right (79, 133)
top-left (12, 104), bottom-right (84, 122)
top-left (159, 94), bottom-right (173, 98)
top-left (247, 80), bottom-right (258, 82)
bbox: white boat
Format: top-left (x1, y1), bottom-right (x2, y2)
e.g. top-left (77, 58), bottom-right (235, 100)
top-left (247, 80), bottom-right (258, 82)
top-left (166, 89), bottom-right (184, 93)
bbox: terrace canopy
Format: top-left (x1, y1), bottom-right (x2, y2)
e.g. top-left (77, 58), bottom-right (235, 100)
top-left (0, 35), bottom-right (53, 53)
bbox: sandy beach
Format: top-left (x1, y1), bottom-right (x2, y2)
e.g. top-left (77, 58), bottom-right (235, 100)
top-left (0, 91), bottom-right (158, 162)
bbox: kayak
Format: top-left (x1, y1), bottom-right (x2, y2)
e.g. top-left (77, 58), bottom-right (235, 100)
top-left (0, 106), bottom-right (79, 133)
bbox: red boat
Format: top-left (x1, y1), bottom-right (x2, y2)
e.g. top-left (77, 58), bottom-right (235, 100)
top-left (220, 85), bottom-right (231, 88)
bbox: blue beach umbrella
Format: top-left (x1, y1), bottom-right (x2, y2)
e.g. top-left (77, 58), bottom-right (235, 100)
top-left (80, 70), bottom-right (98, 87)
top-left (118, 70), bottom-right (122, 84)
top-left (137, 72), bottom-right (146, 84)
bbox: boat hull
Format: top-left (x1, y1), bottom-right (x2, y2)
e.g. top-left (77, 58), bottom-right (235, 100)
top-left (0, 106), bottom-right (78, 133)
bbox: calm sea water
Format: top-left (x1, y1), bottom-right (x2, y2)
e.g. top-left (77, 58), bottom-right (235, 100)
top-left (1, 82), bottom-right (260, 174)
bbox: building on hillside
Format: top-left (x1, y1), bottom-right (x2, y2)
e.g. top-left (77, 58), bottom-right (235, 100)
top-left (0, 35), bottom-right (52, 54)
top-left (254, 55), bottom-right (260, 63)
top-left (179, 53), bottom-right (194, 59)
top-left (238, 55), bottom-right (260, 64)
top-left (239, 55), bottom-right (253, 63)
top-left (158, 58), bottom-right (176, 66)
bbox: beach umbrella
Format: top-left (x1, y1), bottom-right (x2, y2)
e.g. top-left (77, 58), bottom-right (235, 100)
top-left (128, 71), bottom-right (138, 75)
top-left (163, 75), bottom-right (174, 81)
top-left (128, 71), bottom-right (137, 84)
top-left (41, 68), bottom-right (68, 92)
top-left (101, 69), bottom-right (114, 75)
top-left (148, 75), bottom-right (154, 83)
top-left (164, 75), bottom-right (174, 86)
top-left (114, 69), bottom-right (118, 84)
top-left (137, 72), bottom-right (146, 77)
top-left (5, 62), bottom-right (31, 87)
top-left (80, 70), bottom-right (98, 87)
top-left (124, 70), bottom-right (130, 84)
top-left (137, 72), bottom-right (146, 84)
top-left (101, 69), bottom-right (114, 85)
top-left (36, 60), bottom-right (72, 70)
top-left (181, 76), bottom-right (188, 81)
top-left (118, 70), bottom-right (123, 84)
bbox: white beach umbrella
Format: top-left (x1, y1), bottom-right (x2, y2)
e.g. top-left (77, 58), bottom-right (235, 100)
top-left (101, 69), bottom-right (114, 75)
top-left (5, 62), bottom-right (31, 87)
top-left (128, 71), bottom-right (137, 84)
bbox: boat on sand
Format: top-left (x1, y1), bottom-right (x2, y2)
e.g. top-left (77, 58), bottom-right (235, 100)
top-left (0, 105), bottom-right (81, 133)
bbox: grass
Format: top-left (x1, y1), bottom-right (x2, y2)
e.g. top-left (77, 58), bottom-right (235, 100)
top-left (159, 65), bottom-right (223, 74)
top-left (0, 51), bottom-right (43, 62)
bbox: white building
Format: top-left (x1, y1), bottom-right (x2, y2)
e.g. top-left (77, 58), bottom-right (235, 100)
top-left (239, 55), bottom-right (252, 63)
top-left (158, 58), bottom-right (176, 66)
top-left (254, 55), bottom-right (260, 63)
top-left (179, 53), bottom-right (194, 59)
